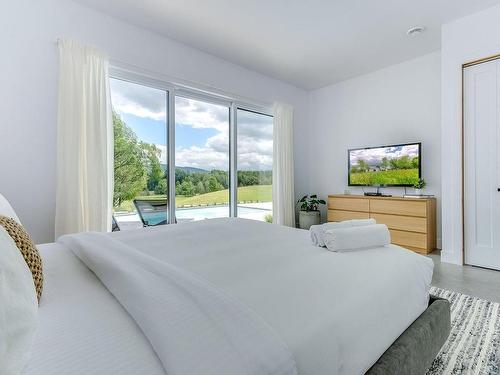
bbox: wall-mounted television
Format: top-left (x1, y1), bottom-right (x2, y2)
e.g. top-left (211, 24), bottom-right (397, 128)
top-left (348, 142), bottom-right (421, 187)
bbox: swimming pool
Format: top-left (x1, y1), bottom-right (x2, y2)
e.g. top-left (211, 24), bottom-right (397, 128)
top-left (116, 203), bottom-right (272, 228)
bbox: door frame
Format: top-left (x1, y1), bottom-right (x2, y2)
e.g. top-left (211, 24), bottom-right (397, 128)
top-left (461, 53), bottom-right (500, 266)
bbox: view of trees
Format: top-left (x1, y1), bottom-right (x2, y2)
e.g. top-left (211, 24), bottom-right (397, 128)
top-left (113, 113), bottom-right (148, 207)
top-left (350, 155), bottom-right (419, 173)
top-left (113, 112), bottom-right (272, 207)
top-left (155, 169), bottom-right (272, 197)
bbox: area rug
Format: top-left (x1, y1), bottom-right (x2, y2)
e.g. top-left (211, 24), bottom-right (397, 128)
top-left (426, 287), bottom-right (500, 375)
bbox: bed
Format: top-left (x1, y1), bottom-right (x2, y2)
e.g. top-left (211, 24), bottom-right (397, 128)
top-left (22, 218), bottom-right (449, 375)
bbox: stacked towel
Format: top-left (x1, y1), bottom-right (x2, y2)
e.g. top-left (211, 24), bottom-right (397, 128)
top-left (309, 225), bottom-right (324, 246)
top-left (309, 219), bottom-right (376, 247)
top-left (350, 219), bottom-right (376, 227)
top-left (323, 224), bottom-right (391, 252)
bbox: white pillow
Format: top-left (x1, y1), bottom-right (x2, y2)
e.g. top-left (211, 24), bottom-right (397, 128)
top-left (323, 224), bottom-right (391, 252)
top-left (0, 193), bottom-right (21, 224)
top-left (0, 227), bottom-right (38, 375)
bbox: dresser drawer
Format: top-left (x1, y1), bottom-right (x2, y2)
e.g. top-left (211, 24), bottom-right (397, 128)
top-left (328, 197), bottom-right (369, 212)
top-left (328, 209), bottom-right (370, 222)
top-left (390, 229), bottom-right (427, 250)
top-left (371, 213), bottom-right (427, 233)
top-left (370, 199), bottom-right (427, 217)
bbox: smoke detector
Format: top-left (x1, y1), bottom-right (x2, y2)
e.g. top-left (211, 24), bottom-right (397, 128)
top-left (407, 26), bottom-right (426, 36)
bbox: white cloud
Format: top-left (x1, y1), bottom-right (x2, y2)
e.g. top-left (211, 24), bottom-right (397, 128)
top-left (110, 78), bottom-right (166, 121)
top-left (236, 110), bottom-right (273, 170)
top-left (206, 132), bottom-right (229, 153)
top-left (236, 136), bottom-right (272, 170)
top-left (174, 99), bottom-right (273, 170)
top-left (175, 97), bottom-right (229, 132)
top-left (176, 146), bottom-right (229, 171)
top-left (155, 144), bottom-right (168, 165)
top-left (110, 79), bottom-right (274, 171)
top-left (350, 144), bottom-right (419, 165)
top-left (172, 131), bottom-right (272, 171)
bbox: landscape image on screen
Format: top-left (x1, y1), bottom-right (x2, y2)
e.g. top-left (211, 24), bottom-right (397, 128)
top-left (349, 144), bottom-right (420, 186)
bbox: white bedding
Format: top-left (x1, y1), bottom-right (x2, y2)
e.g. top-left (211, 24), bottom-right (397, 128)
top-left (24, 218), bottom-right (433, 375)
top-left (60, 231), bottom-right (297, 375)
top-left (22, 243), bottom-right (165, 375)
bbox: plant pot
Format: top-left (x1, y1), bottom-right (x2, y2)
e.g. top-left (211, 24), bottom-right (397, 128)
top-left (299, 210), bottom-right (321, 230)
top-left (414, 189), bottom-right (423, 195)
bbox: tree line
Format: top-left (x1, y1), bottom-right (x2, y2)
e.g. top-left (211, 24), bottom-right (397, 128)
top-left (351, 155), bottom-right (419, 174)
top-left (113, 112), bottom-right (271, 206)
top-left (162, 169), bottom-right (272, 197)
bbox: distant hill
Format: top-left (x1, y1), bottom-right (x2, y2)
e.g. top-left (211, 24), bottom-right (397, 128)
top-left (160, 164), bottom-right (208, 174)
top-left (177, 166), bottom-right (209, 174)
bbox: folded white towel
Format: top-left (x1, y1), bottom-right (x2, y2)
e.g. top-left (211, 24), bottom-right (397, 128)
top-left (349, 218), bottom-right (376, 227)
top-left (309, 219), bottom-right (376, 247)
top-left (323, 224), bottom-right (391, 252)
top-left (309, 225), bottom-right (324, 247)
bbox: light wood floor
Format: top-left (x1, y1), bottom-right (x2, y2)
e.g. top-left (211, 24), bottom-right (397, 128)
top-left (429, 250), bottom-right (500, 303)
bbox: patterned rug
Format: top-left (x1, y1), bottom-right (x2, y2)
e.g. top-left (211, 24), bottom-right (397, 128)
top-left (426, 287), bottom-right (500, 375)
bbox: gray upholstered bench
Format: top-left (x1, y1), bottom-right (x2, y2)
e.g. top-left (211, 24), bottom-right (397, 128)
top-left (366, 295), bottom-right (451, 375)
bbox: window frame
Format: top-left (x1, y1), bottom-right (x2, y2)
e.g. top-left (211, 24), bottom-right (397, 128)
top-left (233, 107), bottom-right (274, 218)
top-left (109, 65), bottom-right (273, 224)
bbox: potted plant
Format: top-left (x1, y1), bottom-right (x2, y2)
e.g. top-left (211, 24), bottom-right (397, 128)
top-left (413, 178), bottom-right (426, 195)
top-left (297, 194), bottom-right (326, 229)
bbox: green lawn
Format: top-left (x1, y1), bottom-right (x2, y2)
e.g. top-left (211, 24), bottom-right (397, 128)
top-left (350, 169), bottom-right (419, 185)
top-left (115, 184), bottom-right (272, 213)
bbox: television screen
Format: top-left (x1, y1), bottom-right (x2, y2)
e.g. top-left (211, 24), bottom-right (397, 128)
top-left (348, 143), bottom-right (421, 186)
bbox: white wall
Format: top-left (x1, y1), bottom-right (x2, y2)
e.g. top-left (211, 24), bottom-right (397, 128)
top-left (441, 4), bottom-right (500, 265)
top-left (307, 52), bottom-right (442, 244)
top-left (0, 0), bottom-right (309, 243)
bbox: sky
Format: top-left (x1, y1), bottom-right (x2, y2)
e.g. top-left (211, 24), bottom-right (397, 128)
top-left (349, 144), bottom-right (419, 166)
top-left (110, 78), bottom-right (272, 171)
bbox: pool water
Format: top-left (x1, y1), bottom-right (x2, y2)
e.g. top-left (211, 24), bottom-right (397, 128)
top-left (140, 205), bottom-right (271, 225)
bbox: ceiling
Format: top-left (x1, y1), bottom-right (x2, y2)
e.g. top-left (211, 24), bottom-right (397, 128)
top-left (74, 0), bottom-right (500, 90)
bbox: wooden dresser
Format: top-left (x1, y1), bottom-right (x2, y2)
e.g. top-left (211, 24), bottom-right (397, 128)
top-left (327, 195), bottom-right (436, 254)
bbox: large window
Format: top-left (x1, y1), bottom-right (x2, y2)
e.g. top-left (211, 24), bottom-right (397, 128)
top-left (110, 78), bottom-right (168, 230)
top-left (175, 97), bottom-right (230, 222)
top-left (236, 109), bottom-right (273, 222)
top-left (109, 73), bottom-right (273, 230)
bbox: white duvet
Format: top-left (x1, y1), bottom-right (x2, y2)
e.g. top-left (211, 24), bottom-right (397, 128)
top-left (28, 218), bottom-right (433, 375)
top-left (59, 231), bottom-right (297, 375)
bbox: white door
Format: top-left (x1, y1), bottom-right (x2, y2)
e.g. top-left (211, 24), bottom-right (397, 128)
top-left (464, 59), bottom-right (500, 270)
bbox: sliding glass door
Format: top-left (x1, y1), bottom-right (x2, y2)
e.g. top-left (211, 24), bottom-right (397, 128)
top-left (174, 96), bottom-right (230, 222)
top-left (236, 109), bottom-right (273, 222)
top-left (110, 78), bottom-right (168, 230)
top-left (109, 72), bottom-right (273, 230)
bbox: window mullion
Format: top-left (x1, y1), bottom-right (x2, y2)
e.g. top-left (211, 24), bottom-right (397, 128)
top-left (229, 103), bottom-right (237, 217)
top-left (167, 90), bottom-right (176, 223)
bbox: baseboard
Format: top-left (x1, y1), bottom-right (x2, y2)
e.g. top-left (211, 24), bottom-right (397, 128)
top-left (440, 250), bottom-right (463, 265)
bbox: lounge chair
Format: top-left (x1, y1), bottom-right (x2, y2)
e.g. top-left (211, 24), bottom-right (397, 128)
top-left (111, 215), bottom-right (120, 232)
top-left (133, 199), bottom-right (168, 227)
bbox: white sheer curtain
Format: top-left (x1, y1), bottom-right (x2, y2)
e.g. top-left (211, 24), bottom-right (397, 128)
top-left (272, 103), bottom-right (295, 227)
top-left (55, 39), bottom-right (113, 237)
